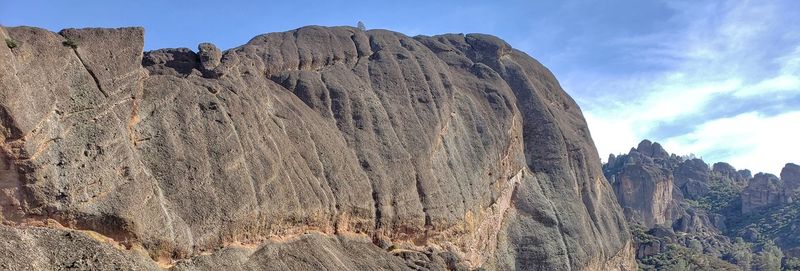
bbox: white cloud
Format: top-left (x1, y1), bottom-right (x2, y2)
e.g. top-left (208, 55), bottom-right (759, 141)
top-left (584, 77), bottom-right (742, 158)
top-left (734, 74), bottom-right (800, 98)
top-left (662, 111), bottom-right (800, 174)
top-left (577, 0), bottom-right (800, 174)
top-left (585, 112), bottom-right (639, 159)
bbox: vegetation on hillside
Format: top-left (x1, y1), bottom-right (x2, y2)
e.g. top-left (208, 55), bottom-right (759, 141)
top-left (606, 145), bottom-right (800, 271)
top-left (691, 173), bottom-right (744, 214)
top-left (634, 227), bottom-right (740, 271)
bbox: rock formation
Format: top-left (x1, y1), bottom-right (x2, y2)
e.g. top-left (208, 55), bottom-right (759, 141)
top-left (782, 163), bottom-right (800, 193)
top-left (604, 140), bottom-right (678, 228)
top-left (603, 140), bottom-right (738, 233)
top-left (739, 163), bottom-right (799, 215)
top-left (0, 26), bottom-right (635, 270)
top-left (741, 173), bottom-right (789, 214)
top-left (605, 140), bottom-right (800, 269)
top-left (712, 162), bottom-right (748, 183)
top-left (673, 158), bottom-right (710, 200)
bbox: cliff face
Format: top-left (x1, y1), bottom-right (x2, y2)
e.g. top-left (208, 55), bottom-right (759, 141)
top-left (605, 140), bottom-right (800, 269)
top-left (781, 163), bottom-right (800, 193)
top-left (604, 141), bottom-right (731, 267)
top-left (605, 141), bottom-right (677, 228)
top-left (740, 173), bottom-right (788, 214)
top-left (0, 26), bottom-right (634, 270)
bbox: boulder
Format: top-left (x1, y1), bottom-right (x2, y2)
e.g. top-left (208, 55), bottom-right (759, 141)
top-left (197, 42), bottom-right (222, 78)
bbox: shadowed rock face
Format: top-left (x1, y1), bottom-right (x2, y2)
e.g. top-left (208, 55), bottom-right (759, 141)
top-left (737, 163), bottom-right (799, 215)
top-left (741, 173), bottom-right (788, 214)
top-left (782, 163), bottom-right (800, 192)
top-left (0, 26), bottom-right (634, 270)
top-left (674, 158), bottom-right (710, 200)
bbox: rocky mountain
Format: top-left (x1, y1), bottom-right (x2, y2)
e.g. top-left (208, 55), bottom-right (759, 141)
top-left (0, 26), bottom-right (635, 270)
top-left (604, 140), bottom-right (800, 270)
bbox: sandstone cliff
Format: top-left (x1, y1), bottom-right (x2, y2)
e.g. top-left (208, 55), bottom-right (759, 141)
top-left (0, 26), bottom-right (634, 270)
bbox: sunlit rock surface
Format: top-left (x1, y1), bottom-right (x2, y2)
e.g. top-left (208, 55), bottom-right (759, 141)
top-left (0, 26), bottom-right (634, 270)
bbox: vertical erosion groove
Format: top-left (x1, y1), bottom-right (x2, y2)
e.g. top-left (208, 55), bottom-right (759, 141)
top-left (0, 26), bottom-right (633, 270)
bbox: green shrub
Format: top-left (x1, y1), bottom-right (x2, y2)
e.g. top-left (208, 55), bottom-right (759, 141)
top-left (62, 39), bottom-right (78, 49)
top-left (753, 241), bottom-right (783, 271)
top-left (5, 38), bottom-right (17, 49)
top-left (638, 243), bottom-right (740, 270)
top-left (785, 257), bottom-right (800, 270)
top-left (688, 239), bottom-right (703, 253)
top-left (726, 238), bottom-right (752, 271)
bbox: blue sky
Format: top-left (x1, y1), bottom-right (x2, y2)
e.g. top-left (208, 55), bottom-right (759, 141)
top-left (2, 0), bottom-right (798, 174)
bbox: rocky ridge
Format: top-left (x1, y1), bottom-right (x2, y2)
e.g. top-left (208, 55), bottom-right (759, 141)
top-left (0, 26), bottom-right (634, 270)
top-left (604, 140), bottom-right (800, 270)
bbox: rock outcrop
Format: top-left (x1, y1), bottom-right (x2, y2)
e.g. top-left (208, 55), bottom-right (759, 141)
top-left (673, 158), bottom-right (710, 200)
top-left (712, 162), bottom-right (750, 185)
top-left (0, 26), bottom-right (634, 270)
top-left (741, 173), bottom-right (789, 214)
top-left (603, 140), bottom-right (729, 232)
top-left (782, 163), bottom-right (800, 193)
top-left (605, 140), bottom-right (800, 269)
top-left (604, 141), bottom-right (731, 267)
top-left (604, 140), bottom-right (678, 228)
top-left (739, 163), bottom-right (799, 215)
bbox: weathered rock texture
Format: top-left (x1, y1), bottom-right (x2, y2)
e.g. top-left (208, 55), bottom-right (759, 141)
top-left (741, 173), bottom-right (789, 214)
top-left (738, 163), bottom-right (799, 215)
top-left (604, 140), bottom-right (678, 228)
top-left (782, 163), bottom-right (800, 193)
top-left (604, 140), bottom-right (730, 264)
top-left (0, 26), bottom-right (634, 270)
